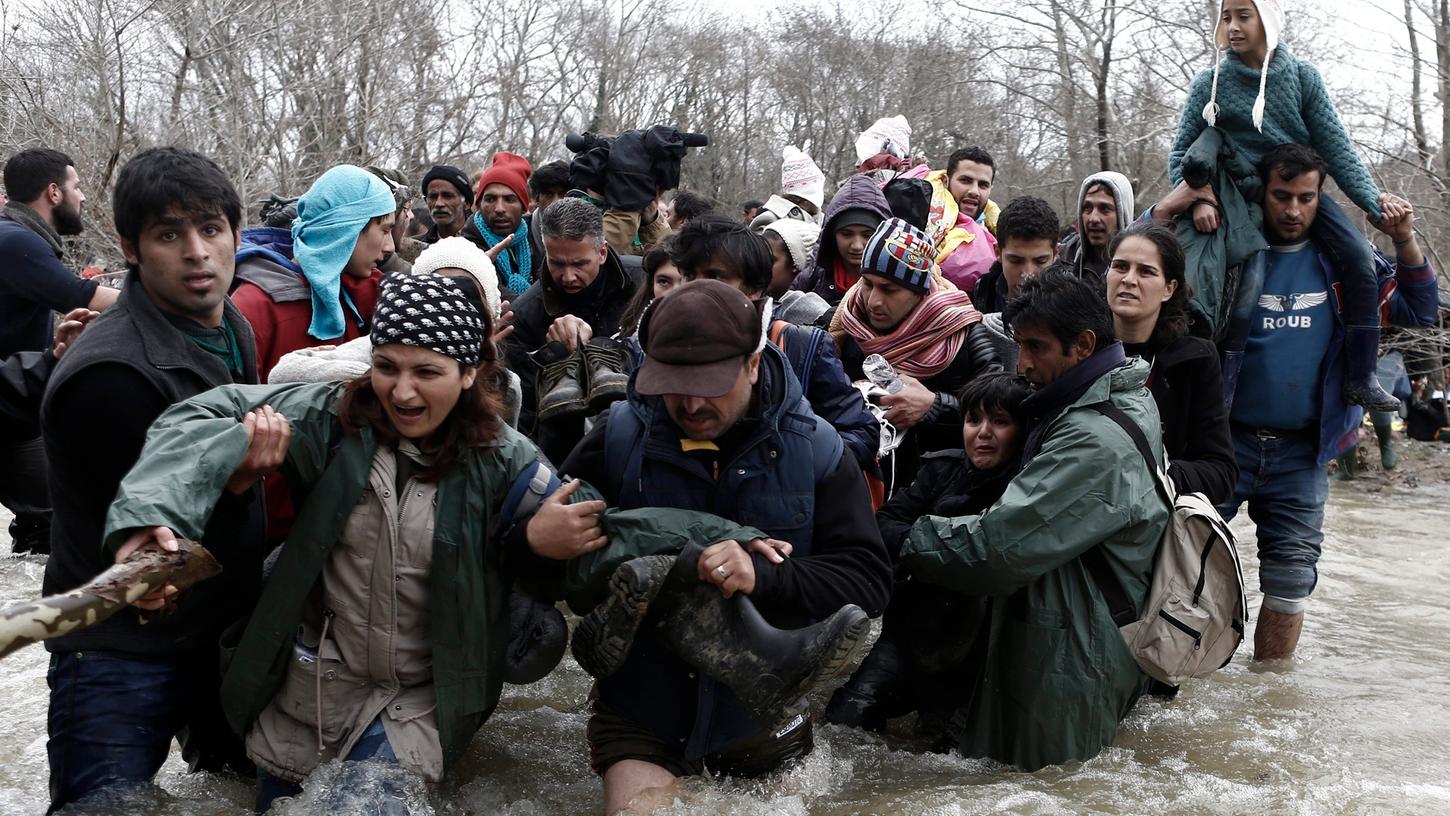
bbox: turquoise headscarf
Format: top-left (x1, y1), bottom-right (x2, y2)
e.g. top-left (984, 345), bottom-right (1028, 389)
top-left (291, 165), bottom-right (397, 340)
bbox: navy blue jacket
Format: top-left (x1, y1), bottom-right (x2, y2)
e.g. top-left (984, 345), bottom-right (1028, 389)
top-left (1221, 246), bottom-right (1438, 466)
top-left (769, 318), bottom-right (880, 472)
top-left (561, 344), bottom-right (890, 758)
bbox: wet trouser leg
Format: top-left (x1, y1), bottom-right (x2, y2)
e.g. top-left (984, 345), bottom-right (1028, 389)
top-left (1218, 427), bottom-right (1328, 613)
top-left (46, 651), bottom-right (193, 813)
top-left (254, 718), bottom-right (400, 814)
top-left (0, 436), bottom-right (51, 553)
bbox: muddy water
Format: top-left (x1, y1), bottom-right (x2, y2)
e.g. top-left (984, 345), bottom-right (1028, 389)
top-left (2, 475), bottom-right (1449, 815)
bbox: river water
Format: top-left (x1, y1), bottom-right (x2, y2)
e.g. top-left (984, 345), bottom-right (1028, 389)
top-left (2, 471), bottom-right (1448, 815)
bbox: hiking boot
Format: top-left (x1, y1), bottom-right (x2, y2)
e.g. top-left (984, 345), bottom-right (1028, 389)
top-left (1343, 326), bottom-right (1401, 412)
top-left (1372, 417), bottom-right (1398, 470)
top-left (824, 634), bottom-right (909, 732)
top-left (653, 543), bottom-right (873, 729)
top-left (571, 554), bottom-right (676, 679)
top-left (1252, 607), bottom-right (1304, 661)
top-left (530, 341), bottom-right (586, 422)
top-left (582, 338), bottom-right (629, 412)
top-left (504, 589), bottom-right (568, 685)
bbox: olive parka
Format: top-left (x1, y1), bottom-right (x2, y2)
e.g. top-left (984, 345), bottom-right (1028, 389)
top-left (898, 359), bottom-right (1169, 770)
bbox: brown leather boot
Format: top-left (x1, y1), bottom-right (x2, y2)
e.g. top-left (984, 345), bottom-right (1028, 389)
top-left (1252, 607), bottom-right (1304, 661)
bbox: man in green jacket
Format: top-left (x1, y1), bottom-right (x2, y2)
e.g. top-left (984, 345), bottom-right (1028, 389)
top-left (899, 270), bottom-right (1170, 770)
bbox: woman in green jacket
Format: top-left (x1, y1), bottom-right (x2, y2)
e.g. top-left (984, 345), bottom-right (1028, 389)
top-left (100, 274), bottom-right (759, 811)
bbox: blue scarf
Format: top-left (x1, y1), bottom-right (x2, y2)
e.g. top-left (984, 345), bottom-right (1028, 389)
top-left (291, 166), bottom-right (396, 339)
top-left (472, 213), bottom-right (532, 294)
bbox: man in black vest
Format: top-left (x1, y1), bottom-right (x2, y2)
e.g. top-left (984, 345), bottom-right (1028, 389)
top-left (40, 147), bottom-right (282, 812)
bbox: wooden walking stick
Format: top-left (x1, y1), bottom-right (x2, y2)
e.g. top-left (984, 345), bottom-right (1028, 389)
top-left (0, 538), bottom-right (221, 660)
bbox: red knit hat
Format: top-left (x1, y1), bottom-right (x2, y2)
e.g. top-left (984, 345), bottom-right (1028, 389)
top-left (474, 151), bottom-right (533, 210)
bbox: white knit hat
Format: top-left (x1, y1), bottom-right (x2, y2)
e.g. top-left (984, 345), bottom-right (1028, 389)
top-left (780, 146), bottom-right (826, 210)
top-left (762, 218), bottom-right (822, 277)
top-left (1203, 0), bottom-right (1285, 132)
top-left (853, 116), bottom-right (911, 165)
top-left (412, 236), bottom-right (502, 319)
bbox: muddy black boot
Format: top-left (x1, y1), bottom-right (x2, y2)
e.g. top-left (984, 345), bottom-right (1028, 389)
top-left (582, 338), bottom-right (629, 412)
top-left (1343, 327), bottom-right (1401, 412)
top-left (653, 544), bottom-right (872, 728)
top-left (571, 554), bottom-right (676, 679)
top-left (530, 341), bottom-right (587, 421)
top-left (504, 589), bottom-right (569, 685)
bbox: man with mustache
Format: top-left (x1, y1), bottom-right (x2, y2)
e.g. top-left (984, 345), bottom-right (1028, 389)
top-left (1055, 171), bottom-right (1135, 280)
top-left (418, 164), bottom-right (472, 243)
top-left (40, 147), bottom-right (276, 811)
top-left (558, 279), bottom-right (889, 815)
top-left (1203, 144), bottom-right (1437, 661)
top-left (0, 148), bottom-right (117, 554)
top-left (461, 152), bottom-right (540, 299)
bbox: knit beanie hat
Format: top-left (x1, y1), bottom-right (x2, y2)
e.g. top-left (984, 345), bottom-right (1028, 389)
top-left (412, 236), bottom-right (502, 319)
top-left (862, 217), bottom-right (935, 294)
top-left (370, 273), bottom-right (487, 367)
top-left (474, 152), bottom-right (533, 210)
top-left (1203, 0), bottom-right (1285, 131)
top-left (291, 165), bottom-right (398, 340)
top-left (421, 165), bottom-right (473, 202)
top-left (780, 146), bottom-right (825, 210)
top-left (365, 166), bottom-right (414, 210)
top-left (854, 116), bottom-right (911, 166)
top-left (763, 218), bottom-right (821, 277)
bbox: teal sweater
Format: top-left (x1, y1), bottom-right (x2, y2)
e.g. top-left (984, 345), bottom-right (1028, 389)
top-left (1170, 45), bottom-right (1381, 220)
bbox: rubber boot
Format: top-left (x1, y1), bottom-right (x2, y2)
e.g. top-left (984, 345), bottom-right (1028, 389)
top-left (8, 512), bottom-right (50, 555)
top-left (571, 554), bottom-right (676, 679)
top-left (1334, 448), bottom-right (1358, 481)
top-left (1343, 327), bottom-right (1401, 412)
top-left (529, 341), bottom-right (587, 421)
top-left (1372, 416), bottom-right (1398, 470)
top-left (651, 543), bottom-right (872, 728)
top-left (503, 589), bottom-right (568, 685)
top-left (1252, 607), bottom-right (1304, 661)
top-left (824, 634), bottom-right (911, 732)
top-left (581, 338), bottom-right (629, 412)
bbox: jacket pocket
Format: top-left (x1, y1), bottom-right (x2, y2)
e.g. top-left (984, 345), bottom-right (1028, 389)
top-left (1000, 617), bottom-right (1068, 708)
top-left (275, 638), bottom-right (367, 747)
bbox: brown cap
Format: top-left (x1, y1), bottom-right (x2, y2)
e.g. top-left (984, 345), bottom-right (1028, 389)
top-left (636, 279), bottom-right (764, 398)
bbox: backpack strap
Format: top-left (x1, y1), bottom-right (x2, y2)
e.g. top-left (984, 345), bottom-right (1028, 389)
top-left (770, 320), bottom-right (824, 390)
top-left (1079, 401), bottom-right (1170, 628)
top-left (493, 460), bottom-right (561, 537)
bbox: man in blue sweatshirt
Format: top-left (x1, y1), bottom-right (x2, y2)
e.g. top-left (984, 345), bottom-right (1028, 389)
top-left (1217, 144), bottom-right (1437, 661)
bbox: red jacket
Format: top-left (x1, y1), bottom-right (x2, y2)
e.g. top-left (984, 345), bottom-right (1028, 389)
top-left (230, 267), bottom-right (382, 381)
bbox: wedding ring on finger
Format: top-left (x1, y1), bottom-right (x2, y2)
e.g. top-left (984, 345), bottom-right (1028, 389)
top-left (715, 565), bottom-right (729, 580)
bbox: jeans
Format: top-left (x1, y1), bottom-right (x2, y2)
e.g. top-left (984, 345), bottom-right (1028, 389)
top-left (47, 649), bottom-right (249, 814)
top-left (254, 717), bottom-right (399, 813)
top-left (1218, 426), bottom-right (1329, 609)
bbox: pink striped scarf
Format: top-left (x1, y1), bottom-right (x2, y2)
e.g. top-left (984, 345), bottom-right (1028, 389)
top-left (837, 277), bottom-right (982, 379)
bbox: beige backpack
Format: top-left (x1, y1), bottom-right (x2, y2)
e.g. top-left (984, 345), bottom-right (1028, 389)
top-left (1082, 402), bottom-right (1248, 687)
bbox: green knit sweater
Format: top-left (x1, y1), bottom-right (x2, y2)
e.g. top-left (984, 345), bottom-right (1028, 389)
top-left (1169, 45), bottom-right (1381, 220)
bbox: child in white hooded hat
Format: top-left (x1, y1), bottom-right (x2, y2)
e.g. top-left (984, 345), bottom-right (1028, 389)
top-left (1168, 0), bottom-right (1412, 411)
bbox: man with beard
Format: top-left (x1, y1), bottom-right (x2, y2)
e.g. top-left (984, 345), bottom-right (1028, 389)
top-left (1055, 172), bottom-right (1134, 280)
top-left (0, 148), bottom-right (117, 553)
top-left (462, 152), bottom-right (540, 299)
top-left (419, 165), bottom-right (473, 243)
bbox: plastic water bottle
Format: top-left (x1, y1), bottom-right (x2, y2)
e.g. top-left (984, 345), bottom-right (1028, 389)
top-left (862, 354), bottom-right (903, 394)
